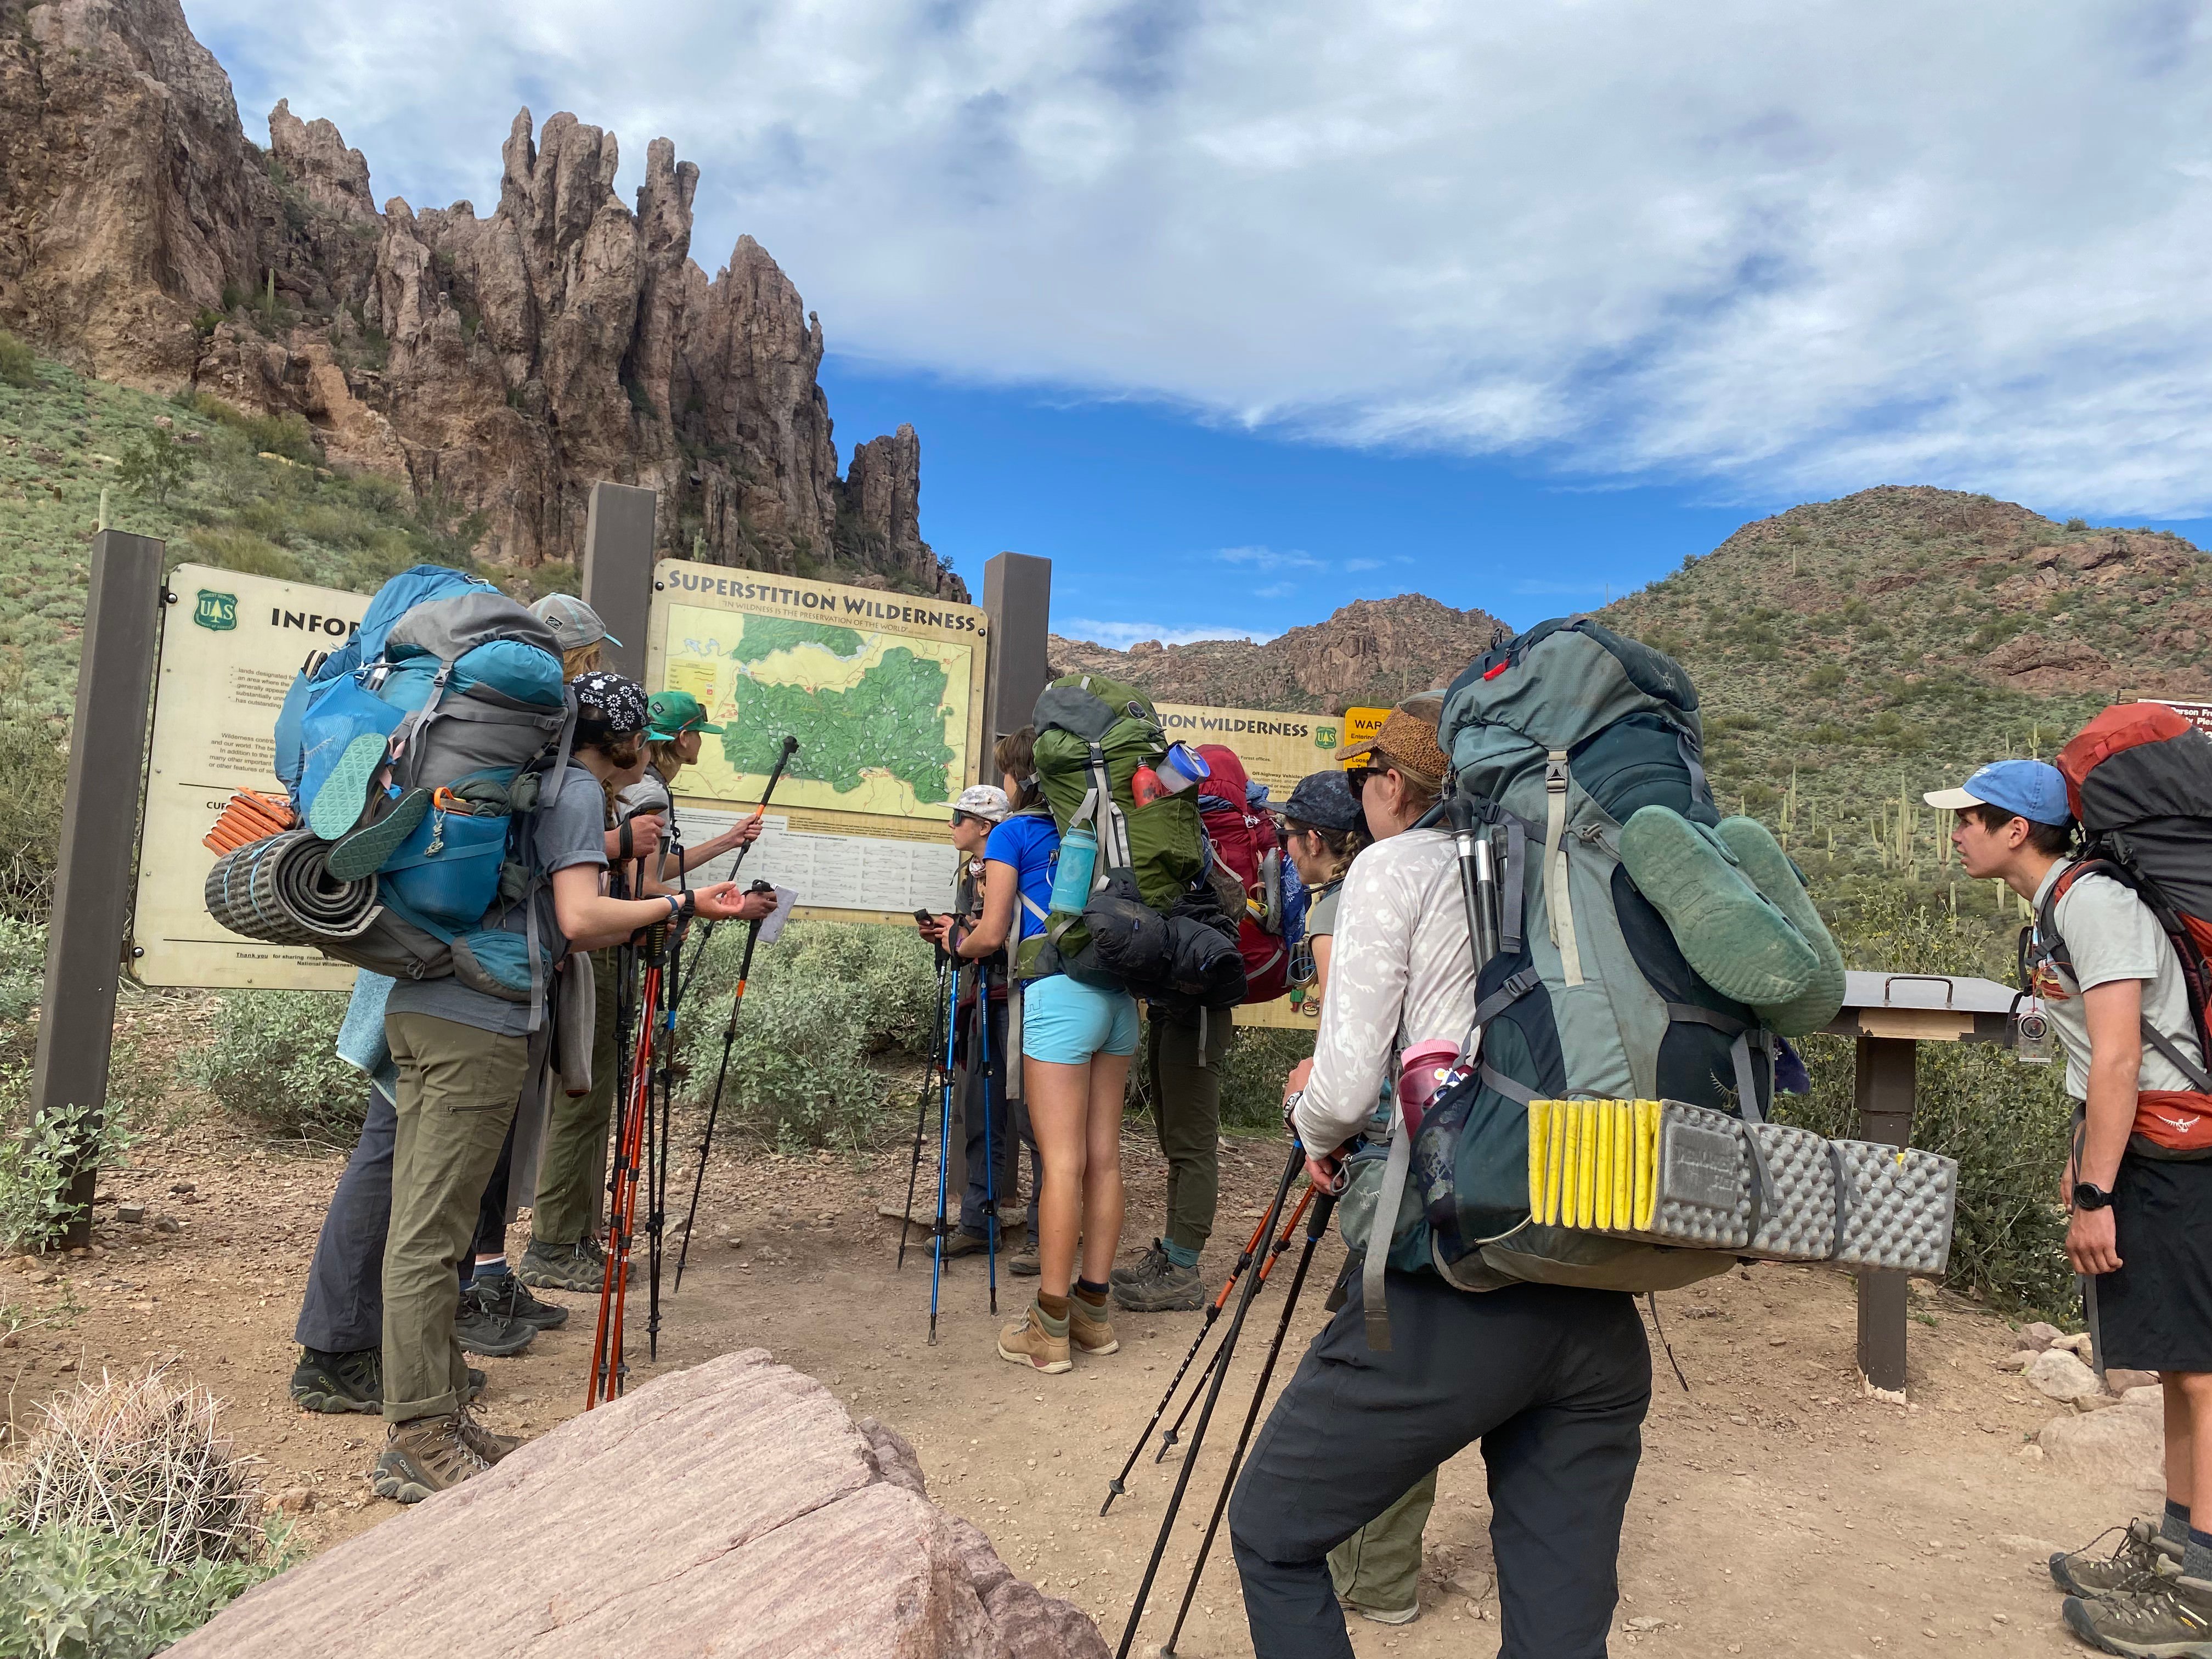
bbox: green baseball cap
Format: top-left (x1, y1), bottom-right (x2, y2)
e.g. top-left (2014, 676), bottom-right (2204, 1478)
top-left (646, 690), bottom-right (724, 740)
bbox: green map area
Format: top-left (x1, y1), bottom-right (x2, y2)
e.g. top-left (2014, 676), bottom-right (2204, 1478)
top-left (721, 644), bottom-right (956, 805)
top-left (735, 614), bottom-right (863, 662)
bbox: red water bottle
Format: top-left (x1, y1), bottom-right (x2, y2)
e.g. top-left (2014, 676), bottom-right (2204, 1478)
top-left (1131, 765), bottom-right (1167, 808)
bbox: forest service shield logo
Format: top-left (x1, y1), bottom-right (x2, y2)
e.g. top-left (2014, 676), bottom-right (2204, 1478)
top-left (1314, 725), bottom-right (1338, 748)
top-left (193, 589), bottom-right (238, 631)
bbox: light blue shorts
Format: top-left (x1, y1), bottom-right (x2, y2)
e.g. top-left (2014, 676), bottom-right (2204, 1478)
top-left (1022, 973), bottom-right (1140, 1064)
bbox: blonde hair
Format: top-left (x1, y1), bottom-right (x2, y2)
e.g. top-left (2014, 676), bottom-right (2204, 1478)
top-left (646, 738), bottom-right (687, 783)
top-left (561, 642), bottom-right (603, 679)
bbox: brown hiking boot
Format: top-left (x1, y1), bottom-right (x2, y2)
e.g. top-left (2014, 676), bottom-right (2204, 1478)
top-left (1070, 1297), bottom-right (1120, 1356)
top-left (996, 1303), bottom-right (1072, 1374)
top-left (456, 1412), bottom-right (522, 1465)
top-left (2052, 1519), bottom-right (2183, 1597)
top-left (374, 1413), bottom-right (489, 1503)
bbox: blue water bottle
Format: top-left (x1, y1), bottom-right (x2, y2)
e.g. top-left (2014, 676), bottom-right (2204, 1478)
top-left (1050, 825), bottom-right (1098, 912)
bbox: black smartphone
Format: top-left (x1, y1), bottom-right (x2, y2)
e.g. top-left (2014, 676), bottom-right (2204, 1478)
top-left (913, 909), bottom-right (934, 925)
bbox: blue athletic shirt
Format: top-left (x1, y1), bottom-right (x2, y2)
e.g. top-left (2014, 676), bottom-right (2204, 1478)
top-left (985, 811), bottom-right (1059, 942)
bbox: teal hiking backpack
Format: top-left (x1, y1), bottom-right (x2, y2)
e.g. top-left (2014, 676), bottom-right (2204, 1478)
top-left (214, 566), bottom-right (577, 1022)
top-left (1343, 618), bottom-right (1846, 1313)
top-left (1025, 675), bottom-right (1243, 1006)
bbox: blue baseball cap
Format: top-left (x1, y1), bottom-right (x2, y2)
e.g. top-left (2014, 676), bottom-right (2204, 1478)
top-left (1923, 759), bottom-right (2072, 827)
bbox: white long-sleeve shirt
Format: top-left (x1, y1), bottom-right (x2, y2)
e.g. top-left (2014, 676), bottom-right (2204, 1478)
top-left (1291, 829), bottom-right (1479, 1154)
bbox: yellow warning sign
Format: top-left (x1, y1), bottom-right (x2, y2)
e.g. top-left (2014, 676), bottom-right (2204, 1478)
top-left (1338, 706), bottom-right (1391, 767)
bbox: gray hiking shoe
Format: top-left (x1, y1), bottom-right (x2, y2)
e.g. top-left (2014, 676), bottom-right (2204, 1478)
top-left (1110, 1239), bottom-right (1169, 1290)
top-left (2064, 1575), bottom-right (2212, 1656)
top-left (1112, 1245), bottom-right (1205, 1312)
top-left (456, 1280), bottom-right (537, 1358)
top-left (2053, 1520), bottom-right (2183, 1597)
top-left (374, 1413), bottom-right (490, 1503)
top-left (1009, 1242), bottom-right (1040, 1277)
top-left (470, 1271), bottom-right (570, 1330)
top-left (291, 1346), bottom-right (380, 1414)
top-left (518, 1238), bottom-right (602, 1294)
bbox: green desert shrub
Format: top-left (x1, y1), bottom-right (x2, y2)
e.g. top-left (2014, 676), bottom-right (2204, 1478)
top-left (673, 921), bottom-right (938, 1150)
top-left (187, 991), bottom-right (358, 1144)
top-left (0, 331), bottom-right (37, 390)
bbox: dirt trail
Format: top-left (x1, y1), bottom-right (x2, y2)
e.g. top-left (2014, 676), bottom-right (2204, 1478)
top-left (2, 1108), bottom-right (2129, 1657)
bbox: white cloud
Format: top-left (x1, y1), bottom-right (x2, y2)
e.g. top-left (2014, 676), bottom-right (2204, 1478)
top-left (187, 0), bottom-right (2212, 513)
top-left (1059, 618), bottom-right (1273, 649)
top-left (1342, 558), bottom-right (1384, 573)
top-left (1216, 545), bottom-right (1319, 569)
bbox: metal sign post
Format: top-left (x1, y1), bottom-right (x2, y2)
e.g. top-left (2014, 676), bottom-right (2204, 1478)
top-left (981, 552), bottom-right (1051, 748)
top-left (32, 531), bottom-right (163, 1248)
top-left (583, 483), bottom-right (658, 681)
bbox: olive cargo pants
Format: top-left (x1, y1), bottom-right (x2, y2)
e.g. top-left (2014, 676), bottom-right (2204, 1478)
top-left (382, 1013), bottom-right (534, 1424)
top-left (1146, 1007), bottom-right (1233, 1256)
top-left (529, 950), bottom-right (621, 1249)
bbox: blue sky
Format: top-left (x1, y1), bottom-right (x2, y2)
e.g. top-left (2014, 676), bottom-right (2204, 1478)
top-left (188, 0), bottom-right (2212, 645)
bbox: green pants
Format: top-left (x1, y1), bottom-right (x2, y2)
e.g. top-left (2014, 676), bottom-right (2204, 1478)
top-left (1147, 1009), bottom-right (1232, 1256)
top-left (531, 951), bottom-right (622, 1249)
top-left (382, 1012), bottom-right (533, 1424)
top-left (1327, 1468), bottom-right (1438, 1615)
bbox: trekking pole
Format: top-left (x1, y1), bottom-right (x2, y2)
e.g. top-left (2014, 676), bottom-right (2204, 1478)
top-left (928, 939), bottom-right (962, 1344)
top-left (672, 882), bottom-right (776, 1293)
top-left (1103, 1183), bottom-right (1311, 1514)
top-left (1446, 792), bottom-right (1498, 967)
top-left (674, 735), bottom-right (799, 1008)
top-left (1114, 1146), bottom-right (1302, 1659)
top-left (979, 963), bottom-right (998, 1318)
top-left (896, 944), bottom-right (953, 1272)
top-left (1156, 1183), bottom-right (1339, 1658)
top-left (588, 932), bottom-right (663, 1407)
top-left (1153, 1183), bottom-right (1313, 1465)
top-left (645, 911), bottom-right (684, 1352)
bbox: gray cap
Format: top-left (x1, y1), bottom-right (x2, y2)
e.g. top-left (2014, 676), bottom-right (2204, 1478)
top-left (1283, 769), bottom-right (1362, 833)
top-left (529, 592), bottom-right (621, 651)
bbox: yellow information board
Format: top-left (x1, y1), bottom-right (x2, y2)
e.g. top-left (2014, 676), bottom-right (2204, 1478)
top-left (1153, 703), bottom-right (1344, 797)
top-left (1338, 706), bottom-right (1391, 766)
top-left (644, 560), bottom-right (990, 923)
top-left (133, 564), bottom-right (368, 989)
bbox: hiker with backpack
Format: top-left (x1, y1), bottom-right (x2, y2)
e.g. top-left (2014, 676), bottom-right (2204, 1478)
top-left (373, 670), bottom-right (766, 1502)
top-left (617, 689), bottom-right (766, 878)
top-left (1114, 743), bottom-right (1291, 1314)
top-left (1927, 736), bottom-right (2212, 1657)
top-left (916, 781), bottom-right (1044, 1267)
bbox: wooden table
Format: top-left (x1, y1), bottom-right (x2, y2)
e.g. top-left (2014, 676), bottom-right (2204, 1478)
top-left (1818, 971), bottom-right (2019, 1393)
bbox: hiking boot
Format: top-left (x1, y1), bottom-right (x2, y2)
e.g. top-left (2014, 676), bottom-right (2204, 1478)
top-left (1069, 1297), bottom-right (1120, 1356)
top-left (374, 1413), bottom-right (490, 1503)
top-left (1113, 1246), bottom-right (1205, 1313)
top-left (2053, 1520), bottom-right (2185, 1598)
top-left (455, 1280), bottom-right (537, 1358)
top-left (518, 1238), bottom-right (602, 1294)
top-left (940, 1229), bottom-right (991, 1259)
top-left (2063, 1575), bottom-right (2212, 1656)
top-left (455, 1412), bottom-right (522, 1465)
top-left (1009, 1237), bottom-right (1040, 1277)
top-left (470, 1272), bottom-right (569, 1331)
top-left (996, 1304), bottom-right (1072, 1374)
top-left (466, 1366), bottom-right (486, 1402)
top-left (1110, 1240), bottom-right (1170, 1290)
top-left (292, 1346), bottom-right (381, 1414)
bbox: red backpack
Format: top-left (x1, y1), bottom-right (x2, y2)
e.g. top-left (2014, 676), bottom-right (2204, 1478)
top-left (1193, 744), bottom-right (1289, 1005)
top-left (2040, 703), bottom-right (2212, 1155)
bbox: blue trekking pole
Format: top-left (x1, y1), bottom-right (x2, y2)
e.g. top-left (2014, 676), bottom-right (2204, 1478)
top-left (979, 964), bottom-right (998, 1317)
top-left (929, 935), bottom-right (962, 1344)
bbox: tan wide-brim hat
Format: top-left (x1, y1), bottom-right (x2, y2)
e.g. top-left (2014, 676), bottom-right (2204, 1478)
top-left (1341, 704), bottom-right (1449, 793)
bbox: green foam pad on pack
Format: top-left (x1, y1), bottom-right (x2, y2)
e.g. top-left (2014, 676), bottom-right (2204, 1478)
top-left (1714, 817), bottom-right (1846, 1036)
top-left (1618, 805), bottom-right (1818, 1008)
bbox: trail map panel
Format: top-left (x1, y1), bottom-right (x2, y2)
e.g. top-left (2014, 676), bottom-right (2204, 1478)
top-left (645, 561), bottom-right (988, 922)
top-left (134, 564), bottom-right (367, 989)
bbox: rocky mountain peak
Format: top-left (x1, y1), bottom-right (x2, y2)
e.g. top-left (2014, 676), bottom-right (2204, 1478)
top-left (0, 0), bottom-right (961, 597)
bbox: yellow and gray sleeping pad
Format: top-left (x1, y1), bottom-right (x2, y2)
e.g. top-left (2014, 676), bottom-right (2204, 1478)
top-left (1526, 1098), bottom-right (1956, 1277)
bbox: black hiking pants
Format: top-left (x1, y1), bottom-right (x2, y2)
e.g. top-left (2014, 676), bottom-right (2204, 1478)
top-left (1229, 1268), bottom-right (1650, 1659)
top-left (295, 1086), bottom-right (515, 1354)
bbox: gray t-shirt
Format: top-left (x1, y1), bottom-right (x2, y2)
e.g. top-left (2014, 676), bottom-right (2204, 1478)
top-left (1305, 881), bottom-right (1344, 940)
top-left (616, 768), bottom-right (674, 822)
top-left (386, 765), bottom-right (610, 1037)
top-left (2030, 857), bottom-right (2205, 1099)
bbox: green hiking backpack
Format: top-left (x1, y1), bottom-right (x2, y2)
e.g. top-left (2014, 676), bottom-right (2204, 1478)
top-left (1341, 618), bottom-right (1845, 1325)
top-left (1026, 675), bottom-right (1238, 1002)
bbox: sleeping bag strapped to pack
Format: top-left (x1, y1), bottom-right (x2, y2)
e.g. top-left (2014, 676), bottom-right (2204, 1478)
top-left (1193, 744), bottom-right (1290, 1005)
top-left (1344, 616), bottom-right (1845, 1299)
top-left (257, 566), bottom-right (575, 1014)
top-left (2035, 702), bottom-right (2212, 1156)
top-left (1026, 675), bottom-right (1243, 1006)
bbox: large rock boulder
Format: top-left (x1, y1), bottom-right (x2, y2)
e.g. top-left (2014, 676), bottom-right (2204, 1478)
top-left (169, 1350), bottom-right (1108, 1658)
top-left (2026, 1347), bottom-right (2102, 1405)
top-left (2040, 1389), bottom-right (2165, 1494)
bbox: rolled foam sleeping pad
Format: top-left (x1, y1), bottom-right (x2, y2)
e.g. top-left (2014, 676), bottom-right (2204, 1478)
top-left (1714, 816), bottom-right (1846, 1036)
top-left (205, 828), bottom-right (381, 947)
top-left (1617, 805), bottom-right (1816, 1008)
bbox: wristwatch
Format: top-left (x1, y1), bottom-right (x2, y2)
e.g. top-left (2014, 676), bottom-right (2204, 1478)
top-left (1281, 1088), bottom-right (1305, 1136)
top-left (2073, 1181), bottom-right (2114, 1212)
